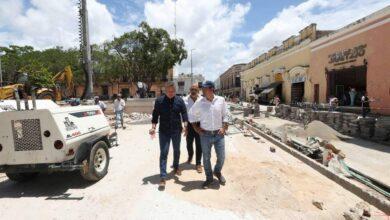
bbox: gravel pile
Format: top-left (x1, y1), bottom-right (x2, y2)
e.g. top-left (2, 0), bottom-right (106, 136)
top-left (108, 112), bottom-right (152, 125)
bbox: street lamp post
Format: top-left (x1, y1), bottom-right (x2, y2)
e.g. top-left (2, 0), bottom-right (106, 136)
top-left (190, 48), bottom-right (195, 85)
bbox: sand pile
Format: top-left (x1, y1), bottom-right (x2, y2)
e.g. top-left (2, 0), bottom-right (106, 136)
top-left (273, 120), bottom-right (348, 141)
top-left (305, 120), bottom-right (349, 141)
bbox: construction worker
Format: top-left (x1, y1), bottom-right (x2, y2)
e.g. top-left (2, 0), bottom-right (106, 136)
top-left (183, 83), bottom-right (202, 173)
top-left (94, 96), bottom-right (107, 113)
top-left (114, 94), bottom-right (126, 129)
top-left (150, 82), bottom-right (188, 187)
top-left (189, 81), bottom-right (228, 189)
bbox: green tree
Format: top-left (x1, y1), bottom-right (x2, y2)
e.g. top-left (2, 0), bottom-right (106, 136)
top-left (19, 62), bottom-right (55, 88)
top-left (0, 45), bottom-right (83, 86)
top-left (109, 22), bottom-right (187, 83)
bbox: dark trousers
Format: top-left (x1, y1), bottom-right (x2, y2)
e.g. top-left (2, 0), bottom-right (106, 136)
top-left (362, 107), bottom-right (370, 118)
top-left (159, 131), bottom-right (181, 179)
top-left (186, 124), bottom-right (202, 165)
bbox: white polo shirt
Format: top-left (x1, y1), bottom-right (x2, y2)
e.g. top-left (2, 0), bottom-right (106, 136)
top-left (183, 95), bottom-right (200, 112)
top-left (189, 95), bottom-right (228, 131)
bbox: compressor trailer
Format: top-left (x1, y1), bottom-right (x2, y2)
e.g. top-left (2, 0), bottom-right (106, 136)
top-left (0, 99), bottom-right (117, 182)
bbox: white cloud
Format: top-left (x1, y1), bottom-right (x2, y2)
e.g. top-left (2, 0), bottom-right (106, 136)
top-left (1, 0), bottom-right (389, 81)
top-left (0, 0), bottom-right (127, 49)
top-left (248, 0), bottom-right (390, 57)
top-left (144, 0), bottom-right (251, 80)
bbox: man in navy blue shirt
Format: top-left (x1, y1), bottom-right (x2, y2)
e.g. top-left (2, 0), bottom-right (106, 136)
top-left (150, 82), bottom-right (188, 187)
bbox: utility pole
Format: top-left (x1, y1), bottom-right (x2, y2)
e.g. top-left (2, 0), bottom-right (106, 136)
top-left (190, 48), bottom-right (195, 85)
top-left (79, 0), bottom-right (93, 99)
top-left (173, 0), bottom-right (177, 39)
top-left (0, 52), bottom-right (3, 87)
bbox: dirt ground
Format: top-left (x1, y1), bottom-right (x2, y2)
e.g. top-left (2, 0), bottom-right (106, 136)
top-left (0, 124), bottom-right (386, 219)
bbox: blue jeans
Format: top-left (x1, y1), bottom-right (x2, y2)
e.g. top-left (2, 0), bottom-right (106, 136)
top-left (200, 132), bottom-right (225, 181)
top-left (115, 110), bottom-right (124, 128)
top-left (159, 131), bottom-right (181, 179)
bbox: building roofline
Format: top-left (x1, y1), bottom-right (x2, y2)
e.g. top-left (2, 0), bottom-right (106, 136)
top-left (311, 6), bottom-right (390, 49)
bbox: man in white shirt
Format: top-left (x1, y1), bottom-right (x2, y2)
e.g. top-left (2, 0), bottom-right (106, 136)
top-left (114, 94), bottom-right (126, 129)
top-left (189, 81), bottom-right (228, 188)
top-left (94, 96), bottom-right (107, 113)
top-left (183, 83), bottom-right (202, 173)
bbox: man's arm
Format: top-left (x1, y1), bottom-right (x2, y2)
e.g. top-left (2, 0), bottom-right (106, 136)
top-left (180, 98), bottom-right (188, 123)
top-left (188, 99), bottom-right (203, 134)
top-left (219, 99), bottom-right (229, 135)
top-left (150, 100), bottom-right (160, 134)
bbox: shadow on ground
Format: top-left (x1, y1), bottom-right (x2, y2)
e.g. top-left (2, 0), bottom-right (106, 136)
top-left (342, 138), bottom-right (390, 154)
top-left (0, 172), bottom-right (95, 200)
top-left (142, 162), bottom-right (220, 192)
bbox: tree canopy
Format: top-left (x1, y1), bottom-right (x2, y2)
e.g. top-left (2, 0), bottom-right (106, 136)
top-left (0, 21), bottom-right (187, 90)
top-left (109, 22), bottom-right (187, 82)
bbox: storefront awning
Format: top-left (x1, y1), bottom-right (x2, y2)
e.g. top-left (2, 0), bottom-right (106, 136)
top-left (259, 81), bottom-right (282, 90)
top-left (261, 87), bottom-right (274, 94)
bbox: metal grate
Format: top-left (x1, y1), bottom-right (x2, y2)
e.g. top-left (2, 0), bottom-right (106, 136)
top-left (12, 119), bottom-right (43, 151)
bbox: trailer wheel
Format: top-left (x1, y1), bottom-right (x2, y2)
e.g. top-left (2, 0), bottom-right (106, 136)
top-left (6, 172), bottom-right (38, 182)
top-left (80, 141), bottom-right (109, 181)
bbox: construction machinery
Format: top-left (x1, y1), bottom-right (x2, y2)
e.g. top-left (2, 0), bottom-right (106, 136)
top-left (0, 94), bottom-right (117, 182)
top-left (0, 66), bottom-right (74, 101)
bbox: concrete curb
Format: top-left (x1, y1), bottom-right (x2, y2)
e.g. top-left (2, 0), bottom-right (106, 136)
top-left (235, 118), bottom-right (390, 215)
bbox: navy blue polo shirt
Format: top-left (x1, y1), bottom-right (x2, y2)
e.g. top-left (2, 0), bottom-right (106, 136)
top-left (152, 95), bottom-right (188, 134)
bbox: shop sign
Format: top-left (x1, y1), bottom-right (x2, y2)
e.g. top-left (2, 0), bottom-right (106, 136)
top-left (274, 73), bottom-right (283, 82)
top-left (328, 44), bottom-right (366, 65)
top-left (291, 75), bottom-right (306, 84)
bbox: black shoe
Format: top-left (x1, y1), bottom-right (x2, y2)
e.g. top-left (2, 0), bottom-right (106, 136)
top-left (202, 179), bottom-right (213, 189)
top-left (214, 172), bottom-right (226, 185)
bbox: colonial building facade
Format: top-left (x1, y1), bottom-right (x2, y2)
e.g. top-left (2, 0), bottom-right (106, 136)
top-left (241, 6), bottom-right (389, 115)
top-left (172, 73), bottom-right (205, 96)
top-left (241, 24), bottom-right (331, 104)
top-left (309, 7), bottom-right (390, 115)
top-left (219, 63), bottom-right (246, 98)
top-left (75, 68), bottom-right (174, 99)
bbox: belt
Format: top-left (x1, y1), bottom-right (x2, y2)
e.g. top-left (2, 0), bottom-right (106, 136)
top-left (203, 129), bottom-right (220, 135)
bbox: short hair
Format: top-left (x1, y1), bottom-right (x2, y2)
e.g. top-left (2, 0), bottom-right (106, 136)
top-left (165, 82), bottom-right (175, 89)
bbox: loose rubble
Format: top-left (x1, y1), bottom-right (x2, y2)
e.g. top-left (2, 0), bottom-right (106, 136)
top-left (274, 104), bottom-right (390, 144)
top-left (108, 112), bottom-right (152, 126)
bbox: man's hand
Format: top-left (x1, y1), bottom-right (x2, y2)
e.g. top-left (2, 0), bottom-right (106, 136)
top-left (218, 123), bottom-right (228, 135)
top-left (218, 127), bottom-right (226, 135)
top-left (195, 127), bottom-right (205, 135)
top-left (149, 128), bottom-right (156, 136)
top-left (183, 126), bottom-right (188, 136)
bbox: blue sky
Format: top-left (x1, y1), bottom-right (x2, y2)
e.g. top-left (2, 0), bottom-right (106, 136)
top-left (0, 0), bottom-right (389, 80)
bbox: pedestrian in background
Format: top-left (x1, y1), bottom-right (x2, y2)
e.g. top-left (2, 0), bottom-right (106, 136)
top-left (361, 92), bottom-right (370, 118)
top-left (273, 95), bottom-right (280, 106)
top-left (189, 81), bottom-right (228, 189)
top-left (150, 82), bottom-right (188, 187)
top-left (184, 83), bottom-right (203, 173)
top-left (349, 87), bottom-right (357, 106)
top-left (329, 96), bottom-right (339, 112)
top-left (94, 96), bottom-right (107, 113)
top-left (114, 94), bottom-right (126, 129)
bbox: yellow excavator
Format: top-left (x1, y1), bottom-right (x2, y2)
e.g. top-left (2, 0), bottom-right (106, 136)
top-left (0, 66), bottom-right (74, 101)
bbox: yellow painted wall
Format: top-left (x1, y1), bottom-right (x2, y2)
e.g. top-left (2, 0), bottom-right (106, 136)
top-left (241, 40), bottom-right (312, 103)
